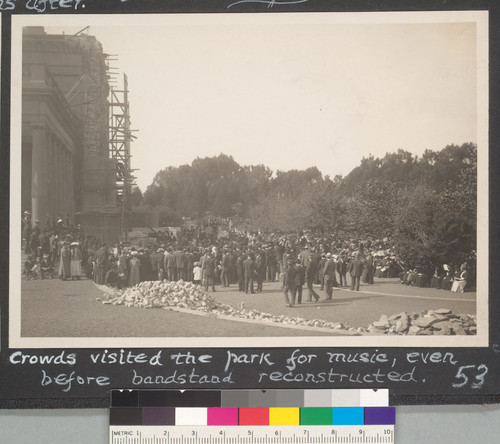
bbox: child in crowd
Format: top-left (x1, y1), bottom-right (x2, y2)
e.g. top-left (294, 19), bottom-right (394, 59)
top-left (24, 255), bottom-right (37, 280)
top-left (40, 254), bottom-right (54, 279)
top-left (193, 261), bottom-right (202, 285)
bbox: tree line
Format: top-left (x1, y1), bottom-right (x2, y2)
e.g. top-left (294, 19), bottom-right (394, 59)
top-left (134, 143), bottom-right (477, 271)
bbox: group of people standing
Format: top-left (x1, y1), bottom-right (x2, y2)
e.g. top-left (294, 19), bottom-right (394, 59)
top-left (282, 246), bottom-right (368, 308)
top-left (22, 211), bottom-right (86, 281)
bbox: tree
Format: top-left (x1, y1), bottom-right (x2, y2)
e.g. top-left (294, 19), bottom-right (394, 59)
top-left (130, 186), bottom-right (144, 207)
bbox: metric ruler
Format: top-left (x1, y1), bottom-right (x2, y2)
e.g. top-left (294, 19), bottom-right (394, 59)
top-left (109, 425), bottom-right (395, 444)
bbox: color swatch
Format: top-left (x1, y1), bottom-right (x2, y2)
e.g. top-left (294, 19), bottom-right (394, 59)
top-left (112, 389), bottom-right (388, 408)
top-left (110, 390), bottom-right (394, 426)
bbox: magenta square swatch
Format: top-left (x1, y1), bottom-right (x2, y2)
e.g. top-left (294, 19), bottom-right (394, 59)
top-left (207, 408), bottom-right (239, 425)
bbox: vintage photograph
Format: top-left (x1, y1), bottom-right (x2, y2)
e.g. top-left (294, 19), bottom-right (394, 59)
top-left (9, 12), bottom-right (488, 348)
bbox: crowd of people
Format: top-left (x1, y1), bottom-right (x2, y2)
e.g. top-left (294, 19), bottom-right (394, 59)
top-left (400, 262), bottom-right (470, 293)
top-left (21, 212), bottom-right (472, 303)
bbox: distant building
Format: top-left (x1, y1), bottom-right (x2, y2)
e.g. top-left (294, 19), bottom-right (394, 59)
top-left (22, 26), bottom-right (121, 244)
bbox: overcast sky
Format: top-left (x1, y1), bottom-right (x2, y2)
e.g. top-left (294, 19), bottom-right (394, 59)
top-left (22, 13), bottom-right (481, 191)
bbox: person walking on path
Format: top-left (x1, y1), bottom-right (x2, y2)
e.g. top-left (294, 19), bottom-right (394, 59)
top-left (284, 258), bottom-right (297, 307)
top-left (323, 252), bottom-right (337, 300)
top-left (243, 254), bottom-right (256, 294)
top-left (349, 252), bottom-right (364, 291)
top-left (306, 248), bottom-right (320, 302)
top-left (294, 260), bottom-right (305, 304)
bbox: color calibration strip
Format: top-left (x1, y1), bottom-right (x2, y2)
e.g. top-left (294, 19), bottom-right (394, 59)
top-left (111, 389), bottom-right (389, 408)
top-left (110, 406), bottom-right (395, 426)
top-left (110, 389), bottom-right (392, 426)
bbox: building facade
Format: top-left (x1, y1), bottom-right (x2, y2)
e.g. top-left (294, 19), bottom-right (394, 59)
top-left (22, 27), bottom-right (121, 244)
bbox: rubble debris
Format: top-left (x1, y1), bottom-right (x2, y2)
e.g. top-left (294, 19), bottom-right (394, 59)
top-left (366, 310), bottom-right (476, 335)
top-left (100, 281), bottom-right (476, 336)
top-left (101, 280), bottom-right (358, 333)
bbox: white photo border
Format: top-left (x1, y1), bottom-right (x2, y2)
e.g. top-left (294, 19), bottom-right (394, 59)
top-left (9, 11), bottom-right (489, 348)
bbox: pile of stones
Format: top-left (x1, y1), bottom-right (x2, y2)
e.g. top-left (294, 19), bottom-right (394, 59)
top-left (366, 309), bottom-right (477, 335)
top-left (100, 282), bottom-right (475, 335)
top-left (101, 280), bottom-right (218, 310)
top-left (100, 280), bottom-right (358, 333)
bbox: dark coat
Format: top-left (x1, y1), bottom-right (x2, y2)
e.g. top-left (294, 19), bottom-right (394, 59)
top-left (323, 259), bottom-right (337, 280)
top-left (349, 258), bottom-right (364, 276)
top-left (243, 258), bottom-right (255, 278)
top-left (202, 256), bottom-right (216, 277)
top-left (284, 266), bottom-right (297, 288)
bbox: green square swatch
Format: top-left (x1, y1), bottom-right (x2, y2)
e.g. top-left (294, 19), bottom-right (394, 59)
top-left (300, 408), bottom-right (333, 425)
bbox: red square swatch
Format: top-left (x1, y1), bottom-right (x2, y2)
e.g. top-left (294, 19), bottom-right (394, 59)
top-left (238, 408), bottom-right (269, 425)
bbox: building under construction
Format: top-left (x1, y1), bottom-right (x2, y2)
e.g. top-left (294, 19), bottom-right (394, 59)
top-left (22, 26), bottom-right (134, 244)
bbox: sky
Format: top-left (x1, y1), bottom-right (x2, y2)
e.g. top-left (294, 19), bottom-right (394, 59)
top-left (34, 13), bottom-right (481, 191)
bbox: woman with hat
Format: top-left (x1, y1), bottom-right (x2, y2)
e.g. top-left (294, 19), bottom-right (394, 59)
top-left (58, 241), bottom-right (71, 281)
top-left (128, 251), bottom-right (141, 287)
top-left (70, 242), bottom-right (83, 280)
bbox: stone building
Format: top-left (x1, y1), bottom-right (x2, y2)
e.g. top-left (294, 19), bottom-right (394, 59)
top-left (22, 27), bottom-right (121, 244)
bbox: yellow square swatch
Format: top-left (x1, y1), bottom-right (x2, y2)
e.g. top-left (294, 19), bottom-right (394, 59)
top-left (269, 408), bottom-right (300, 425)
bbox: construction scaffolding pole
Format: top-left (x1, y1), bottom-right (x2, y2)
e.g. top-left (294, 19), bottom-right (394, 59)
top-left (108, 73), bottom-right (135, 241)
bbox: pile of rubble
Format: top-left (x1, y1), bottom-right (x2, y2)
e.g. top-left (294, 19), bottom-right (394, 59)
top-left (100, 282), bottom-right (475, 335)
top-left (101, 280), bottom-right (218, 310)
top-left (100, 280), bottom-right (357, 333)
top-left (366, 309), bottom-right (477, 335)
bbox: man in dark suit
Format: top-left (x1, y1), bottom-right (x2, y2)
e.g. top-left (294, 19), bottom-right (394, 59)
top-left (221, 249), bottom-right (230, 287)
top-left (323, 253), bottom-right (337, 299)
top-left (336, 252), bottom-right (347, 287)
top-left (283, 258), bottom-right (297, 307)
top-left (306, 247), bottom-right (320, 302)
top-left (243, 254), bottom-right (256, 294)
top-left (349, 252), bottom-right (364, 291)
top-left (164, 248), bottom-right (175, 281)
top-left (202, 252), bottom-right (216, 292)
top-left (236, 253), bottom-right (245, 292)
top-left (255, 251), bottom-right (265, 292)
top-left (173, 248), bottom-right (185, 281)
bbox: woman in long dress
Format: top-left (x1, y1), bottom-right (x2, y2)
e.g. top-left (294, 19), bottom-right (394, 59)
top-left (451, 264), bottom-right (468, 293)
top-left (58, 242), bottom-right (71, 280)
top-left (94, 245), bottom-right (108, 285)
top-left (128, 252), bottom-right (141, 287)
top-left (70, 242), bottom-right (83, 280)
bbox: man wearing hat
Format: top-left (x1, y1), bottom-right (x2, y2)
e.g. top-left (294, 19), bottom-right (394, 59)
top-left (202, 252), bottom-right (216, 292)
top-left (323, 253), bottom-right (337, 300)
top-left (318, 253), bottom-right (327, 291)
top-left (243, 253), bottom-right (256, 294)
top-left (164, 248), bottom-right (175, 282)
top-left (336, 252), bottom-right (347, 287)
top-left (349, 252), bottom-right (364, 291)
top-left (236, 253), bottom-right (245, 292)
top-left (221, 249), bottom-right (230, 287)
top-left (283, 257), bottom-right (297, 307)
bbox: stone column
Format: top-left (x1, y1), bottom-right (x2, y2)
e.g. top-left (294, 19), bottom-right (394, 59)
top-left (46, 133), bottom-right (53, 227)
top-left (31, 122), bottom-right (47, 225)
top-left (63, 147), bottom-right (69, 217)
top-left (54, 141), bottom-right (61, 218)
